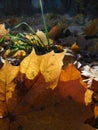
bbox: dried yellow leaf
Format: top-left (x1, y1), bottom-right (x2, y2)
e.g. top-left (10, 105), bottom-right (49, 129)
top-left (40, 50), bottom-right (66, 89)
top-left (20, 49), bottom-right (41, 80)
top-left (0, 61), bottom-right (19, 118)
top-left (13, 50), bottom-right (26, 58)
top-left (84, 89), bottom-right (93, 105)
top-left (71, 42), bottom-right (80, 51)
top-left (26, 30), bottom-right (53, 46)
top-left (0, 23), bottom-right (9, 37)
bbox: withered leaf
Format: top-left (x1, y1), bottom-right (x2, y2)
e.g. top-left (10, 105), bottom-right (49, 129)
top-left (0, 49), bottom-right (66, 129)
top-left (71, 42), bottom-right (80, 52)
top-left (91, 80), bottom-right (98, 93)
top-left (26, 30), bottom-right (53, 46)
top-left (84, 89), bottom-right (93, 105)
top-left (49, 23), bottom-right (66, 40)
top-left (20, 49), bottom-right (41, 80)
top-left (0, 61), bottom-right (19, 118)
top-left (0, 23), bottom-right (9, 37)
top-left (85, 19), bottom-right (98, 36)
top-left (60, 63), bottom-right (81, 81)
top-left (58, 63), bottom-right (87, 103)
top-left (40, 50), bottom-right (65, 89)
top-left (94, 106), bottom-right (98, 118)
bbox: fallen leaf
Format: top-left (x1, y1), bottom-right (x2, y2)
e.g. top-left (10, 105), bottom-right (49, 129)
top-left (40, 50), bottom-right (65, 89)
top-left (49, 23), bottom-right (66, 39)
top-left (58, 63), bottom-right (87, 103)
top-left (13, 50), bottom-right (26, 58)
top-left (26, 30), bottom-right (53, 46)
top-left (85, 19), bottom-right (98, 36)
top-left (71, 42), bottom-right (80, 52)
top-left (84, 89), bottom-right (93, 105)
top-left (19, 49), bottom-right (41, 80)
top-left (94, 106), bottom-right (98, 118)
top-left (20, 49), bottom-right (66, 88)
top-left (91, 80), bottom-right (98, 92)
top-left (81, 65), bottom-right (98, 87)
top-left (0, 23), bottom-right (9, 37)
top-left (0, 49), bottom-right (66, 129)
top-left (0, 61), bottom-right (19, 118)
top-left (60, 64), bottom-right (81, 81)
top-left (7, 17), bottom-right (19, 26)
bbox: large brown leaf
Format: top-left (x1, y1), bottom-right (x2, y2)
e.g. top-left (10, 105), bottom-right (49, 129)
top-left (0, 49), bottom-right (92, 130)
top-left (0, 49), bottom-right (66, 130)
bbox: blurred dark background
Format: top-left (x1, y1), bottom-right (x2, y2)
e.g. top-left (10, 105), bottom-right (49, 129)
top-left (0, 0), bottom-right (98, 17)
